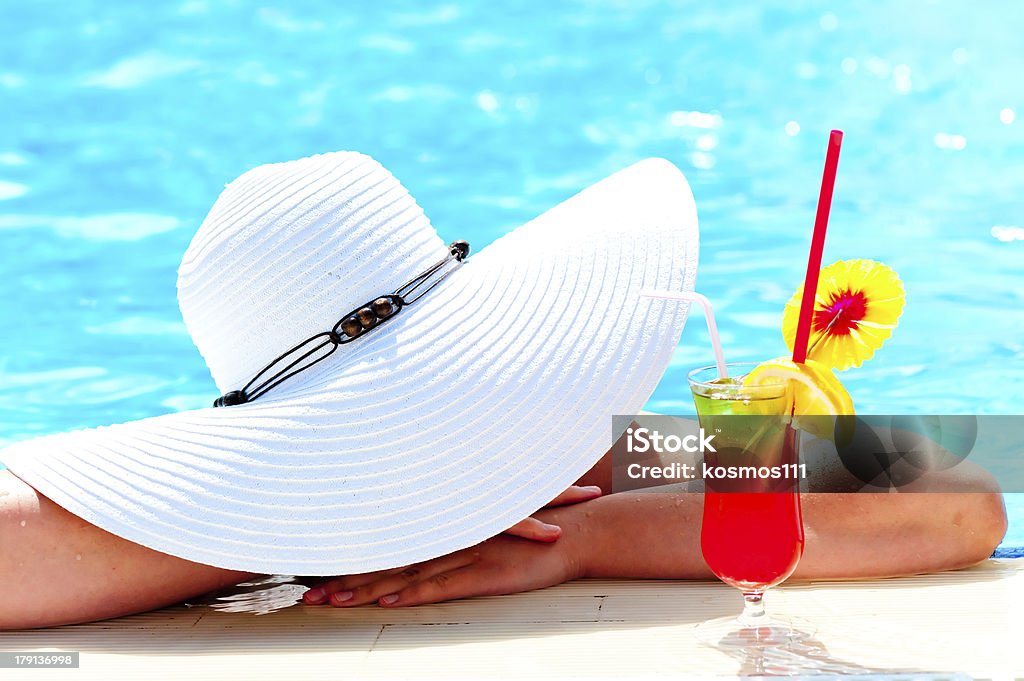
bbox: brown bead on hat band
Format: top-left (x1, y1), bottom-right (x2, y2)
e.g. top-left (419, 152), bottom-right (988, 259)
top-left (213, 240), bottom-right (470, 408)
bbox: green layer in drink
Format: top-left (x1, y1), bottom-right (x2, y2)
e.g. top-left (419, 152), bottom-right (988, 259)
top-left (691, 375), bottom-right (790, 460)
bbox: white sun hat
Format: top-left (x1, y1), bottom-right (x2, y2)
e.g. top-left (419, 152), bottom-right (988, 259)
top-left (0, 151), bottom-right (699, 575)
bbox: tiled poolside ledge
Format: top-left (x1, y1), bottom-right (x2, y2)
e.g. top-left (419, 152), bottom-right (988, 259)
top-left (2, 559), bottom-right (1021, 680)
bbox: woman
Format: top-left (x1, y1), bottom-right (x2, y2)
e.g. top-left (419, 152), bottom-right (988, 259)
top-left (0, 443), bottom-right (1006, 628)
top-left (0, 152), bottom-right (1007, 629)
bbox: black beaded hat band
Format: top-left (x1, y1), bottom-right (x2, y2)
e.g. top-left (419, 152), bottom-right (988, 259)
top-left (213, 240), bottom-right (470, 407)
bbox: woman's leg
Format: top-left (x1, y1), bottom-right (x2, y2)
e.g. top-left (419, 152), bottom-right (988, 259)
top-left (0, 470), bottom-right (259, 630)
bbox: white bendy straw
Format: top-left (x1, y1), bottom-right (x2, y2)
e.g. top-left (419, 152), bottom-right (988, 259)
top-left (639, 289), bottom-right (728, 379)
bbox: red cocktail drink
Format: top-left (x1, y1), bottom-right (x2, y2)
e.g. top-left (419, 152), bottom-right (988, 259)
top-left (701, 490), bottom-right (803, 591)
top-left (700, 420), bottom-right (803, 591)
top-left (689, 363), bottom-right (806, 643)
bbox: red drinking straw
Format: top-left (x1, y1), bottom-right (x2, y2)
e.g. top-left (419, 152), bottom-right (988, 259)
top-left (792, 129), bottom-right (844, 364)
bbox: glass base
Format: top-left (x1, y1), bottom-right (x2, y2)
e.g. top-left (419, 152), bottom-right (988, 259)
top-left (696, 613), bottom-right (814, 649)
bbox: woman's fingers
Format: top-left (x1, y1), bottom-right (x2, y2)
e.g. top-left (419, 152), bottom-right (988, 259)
top-left (312, 552), bottom-right (475, 607)
top-left (376, 564), bottom-right (499, 608)
top-left (502, 516), bottom-right (562, 542)
top-left (544, 484), bottom-right (602, 507)
top-left (501, 486), bottom-right (601, 542)
top-left (302, 566), bottom-right (407, 604)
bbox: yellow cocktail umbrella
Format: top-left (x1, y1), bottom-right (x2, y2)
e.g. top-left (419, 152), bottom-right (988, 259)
top-left (782, 259), bottom-right (905, 371)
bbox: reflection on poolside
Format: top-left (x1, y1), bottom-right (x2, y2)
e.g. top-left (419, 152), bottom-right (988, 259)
top-left (185, 574), bottom-right (307, 616)
top-left (186, 573), bottom-right (977, 678)
top-left (709, 624), bottom-right (933, 677)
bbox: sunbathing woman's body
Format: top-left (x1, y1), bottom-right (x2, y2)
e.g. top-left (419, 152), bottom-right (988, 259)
top-left (0, 432), bottom-right (1007, 630)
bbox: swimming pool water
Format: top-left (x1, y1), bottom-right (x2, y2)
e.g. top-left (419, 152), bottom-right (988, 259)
top-left (0, 1), bottom-right (1021, 547)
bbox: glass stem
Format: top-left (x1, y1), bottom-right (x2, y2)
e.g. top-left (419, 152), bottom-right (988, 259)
top-left (738, 590), bottom-right (766, 626)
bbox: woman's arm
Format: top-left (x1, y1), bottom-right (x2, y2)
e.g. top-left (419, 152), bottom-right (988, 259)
top-left (579, 446), bottom-right (1008, 580)
top-left (0, 468), bottom-right (596, 630)
top-left (575, 485), bottom-right (1007, 581)
top-left (304, 459), bottom-right (1007, 607)
top-left (0, 470), bottom-right (260, 630)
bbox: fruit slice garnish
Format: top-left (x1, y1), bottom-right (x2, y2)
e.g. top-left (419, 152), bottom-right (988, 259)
top-left (743, 358), bottom-right (854, 436)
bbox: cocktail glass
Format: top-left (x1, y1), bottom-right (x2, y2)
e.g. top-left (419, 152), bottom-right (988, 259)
top-left (688, 362), bottom-right (808, 647)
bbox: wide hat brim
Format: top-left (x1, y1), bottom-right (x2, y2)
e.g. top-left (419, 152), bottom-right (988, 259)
top-left (1, 158), bottom-right (699, 575)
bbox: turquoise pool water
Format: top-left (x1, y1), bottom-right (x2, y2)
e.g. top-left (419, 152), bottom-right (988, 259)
top-left (0, 1), bottom-right (1021, 548)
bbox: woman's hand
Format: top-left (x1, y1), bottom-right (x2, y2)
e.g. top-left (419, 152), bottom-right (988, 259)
top-left (302, 525), bottom-right (587, 608)
top-left (501, 484), bottom-right (601, 542)
top-left (301, 485), bottom-right (601, 607)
